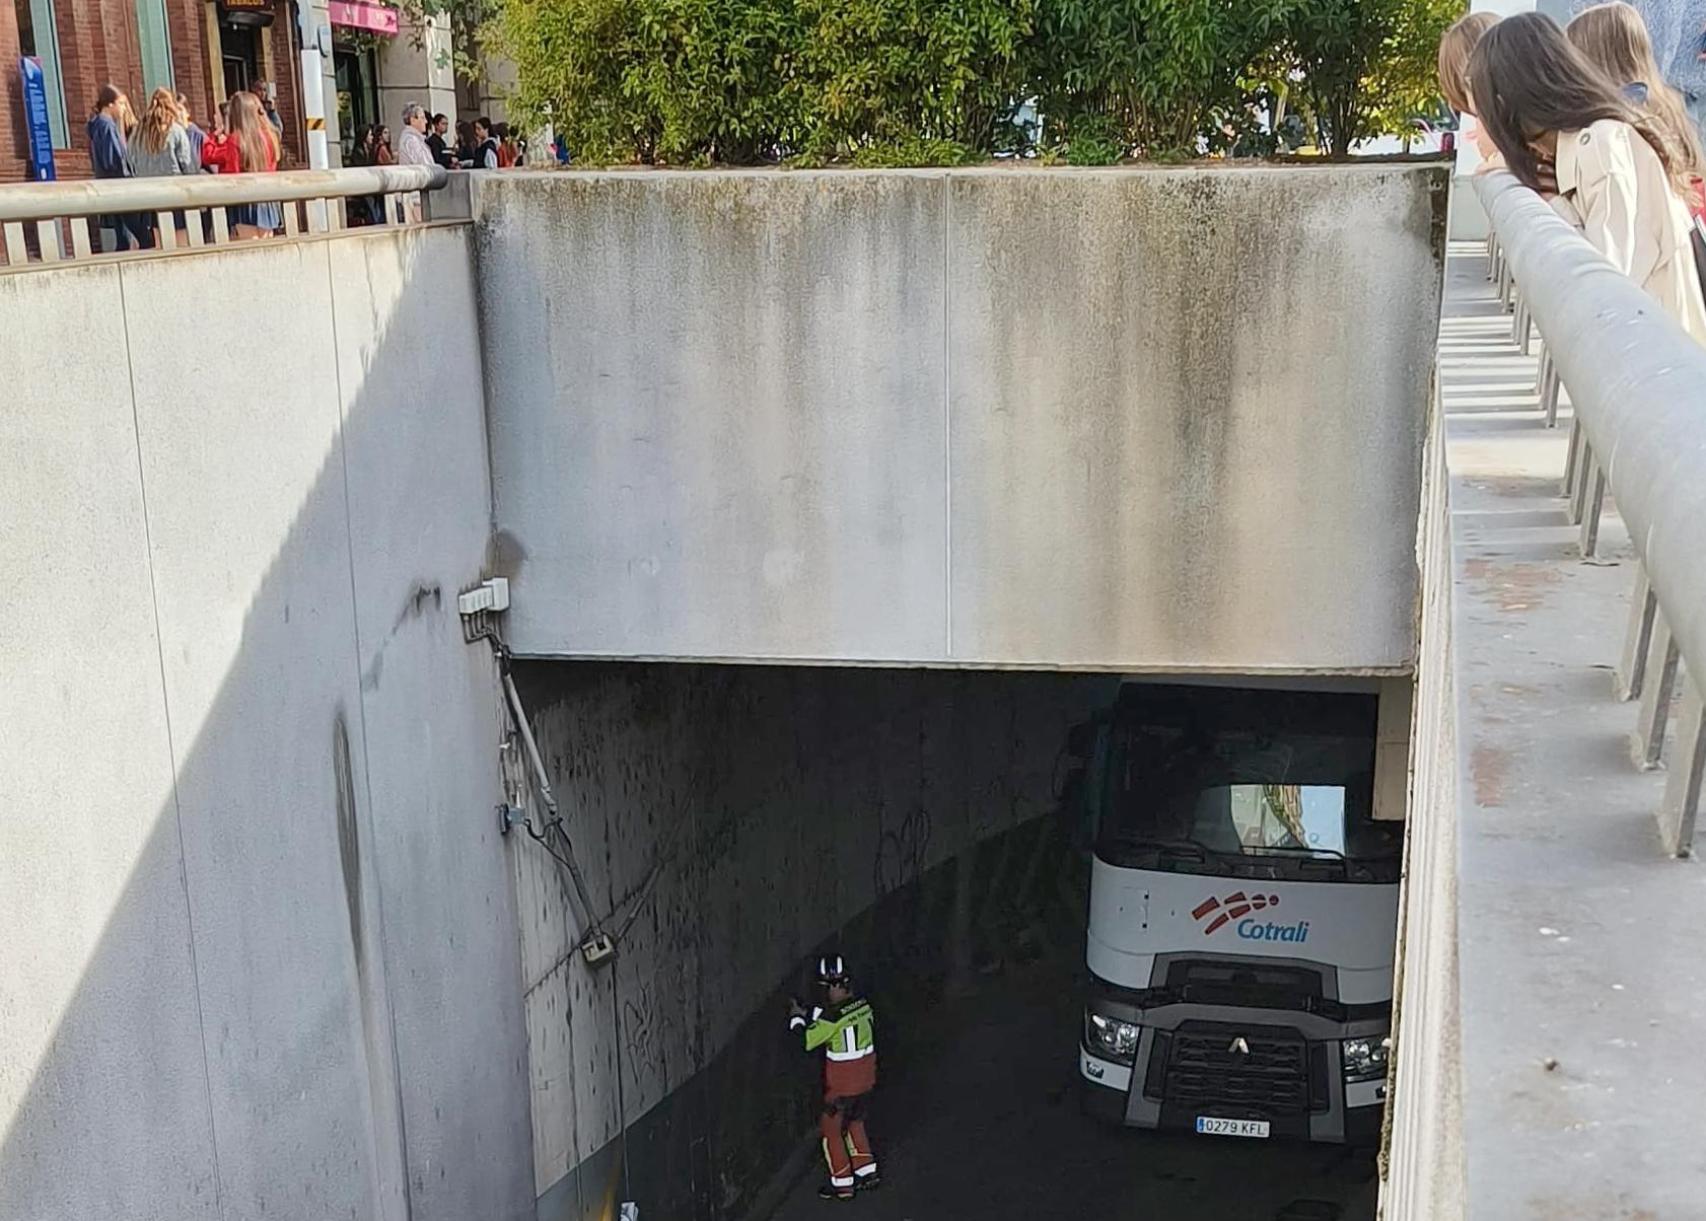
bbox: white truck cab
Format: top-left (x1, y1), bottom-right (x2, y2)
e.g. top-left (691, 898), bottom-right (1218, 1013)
top-left (1075, 682), bottom-right (1401, 1145)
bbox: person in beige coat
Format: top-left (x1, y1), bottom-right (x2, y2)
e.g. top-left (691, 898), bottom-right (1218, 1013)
top-left (1472, 11), bottom-right (1706, 347)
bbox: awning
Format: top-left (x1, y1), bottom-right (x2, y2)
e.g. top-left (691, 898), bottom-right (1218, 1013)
top-left (220, 0), bottom-right (275, 26)
top-left (329, 0), bottom-right (398, 35)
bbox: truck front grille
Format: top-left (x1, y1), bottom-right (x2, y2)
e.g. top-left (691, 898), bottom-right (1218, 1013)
top-left (1160, 1022), bottom-right (1310, 1115)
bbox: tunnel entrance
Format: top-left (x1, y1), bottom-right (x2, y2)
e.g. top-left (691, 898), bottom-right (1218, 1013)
top-left (509, 663), bottom-right (1398, 1221)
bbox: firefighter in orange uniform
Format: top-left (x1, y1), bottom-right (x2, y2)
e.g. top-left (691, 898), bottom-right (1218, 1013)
top-left (788, 954), bottom-right (880, 1200)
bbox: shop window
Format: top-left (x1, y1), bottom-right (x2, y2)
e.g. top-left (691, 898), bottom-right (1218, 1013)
top-left (334, 41), bottom-right (379, 162)
top-left (134, 0), bottom-right (175, 94)
top-left (13, 0), bottom-right (69, 147)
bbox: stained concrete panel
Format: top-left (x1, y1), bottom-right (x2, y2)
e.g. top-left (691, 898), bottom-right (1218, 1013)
top-left (4, 229), bottom-right (535, 1221)
top-left (119, 242), bottom-right (388, 1220)
top-left (478, 165), bottom-right (1445, 672)
top-left (946, 164), bottom-right (1444, 668)
top-left (477, 171), bottom-right (951, 662)
top-left (0, 266), bottom-right (219, 1220)
top-left (329, 227), bottom-right (535, 1221)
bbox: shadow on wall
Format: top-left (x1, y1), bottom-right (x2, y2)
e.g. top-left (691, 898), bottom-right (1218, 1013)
top-left (511, 662), bottom-right (1121, 1221)
top-left (0, 229), bottom-right (533, 1221)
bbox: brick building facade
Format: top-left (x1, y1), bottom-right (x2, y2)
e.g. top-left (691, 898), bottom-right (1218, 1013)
top-left (2, 0), bottom-right (304, 184)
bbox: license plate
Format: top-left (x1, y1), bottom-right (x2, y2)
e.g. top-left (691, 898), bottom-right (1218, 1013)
top-left (1195, 1116), bottom-right (1270, 1138)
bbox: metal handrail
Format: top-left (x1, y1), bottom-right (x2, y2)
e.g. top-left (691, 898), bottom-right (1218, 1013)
top-left (0, 164), bottom-right (447, 221)
top-left (1474, 170), bottom-right (1706, 852)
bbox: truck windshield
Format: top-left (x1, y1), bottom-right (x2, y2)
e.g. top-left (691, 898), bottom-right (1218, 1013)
top-left (1093, 684), bottom-right (1401, 883)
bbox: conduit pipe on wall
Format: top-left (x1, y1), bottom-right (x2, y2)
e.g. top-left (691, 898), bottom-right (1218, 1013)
top-left (463, 585), bottom-right (613, 965)
top-left (498, 662), bottom-right (613, 965)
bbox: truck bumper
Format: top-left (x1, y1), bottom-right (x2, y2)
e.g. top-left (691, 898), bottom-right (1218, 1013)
top-left (1080, 1036), bottom-right (1384, 1144)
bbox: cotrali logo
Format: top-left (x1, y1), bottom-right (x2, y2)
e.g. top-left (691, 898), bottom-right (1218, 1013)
top-left (1191, 892), bottom-right (1312, 944)
top-left (1191, 892), bottom-right (1278, 935)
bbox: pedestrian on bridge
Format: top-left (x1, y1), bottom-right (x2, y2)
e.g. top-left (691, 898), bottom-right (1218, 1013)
top-left (1437, 11), bottom-right (1501, 166)
top-left (1472, 11), bottom-right (1706, 347)
top-left (1568, 3), bottom-right (1706, 212)
top-left (788, 955), bottom-right (880, 1201)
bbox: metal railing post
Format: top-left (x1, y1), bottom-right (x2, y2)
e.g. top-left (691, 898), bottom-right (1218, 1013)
top-left (1632, 615), bottom-right (1680, 770)
top-left (1567, 438), bottom-right (1593, 524)
top-left (1537, 348), bottom-right (1561, 426)
top-left (1657, 676), bottom-right (1706, 856)
top-left (1615, 565), bottom-right (1658, 701)
top-left (1577, 458), bottom-right (1606, 557)
top-left (1561, 418), bottom-right (1584, 497)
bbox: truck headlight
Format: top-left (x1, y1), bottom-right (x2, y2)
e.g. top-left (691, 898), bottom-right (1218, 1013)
top-left (1085, 1010), bottom-right (1141, 1065)
top-left (1341, 1035), bottom-right (1391, 1082)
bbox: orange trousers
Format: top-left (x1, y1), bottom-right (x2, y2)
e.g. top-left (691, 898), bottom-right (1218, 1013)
top-left (820, 1088), bottom-right (876, 1192)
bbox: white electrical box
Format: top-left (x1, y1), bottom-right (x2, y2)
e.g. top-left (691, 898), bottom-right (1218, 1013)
top-left (457, 577), bottom-right (510, 616)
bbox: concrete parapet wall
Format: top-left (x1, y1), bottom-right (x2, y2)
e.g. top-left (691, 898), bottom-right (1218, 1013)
top-left (475, 163), bottom-right (1448, 672)
top-left (0, 228), bottom-right (534, 1221)
top-left (1380, 386), bottom-right (1463, 1218)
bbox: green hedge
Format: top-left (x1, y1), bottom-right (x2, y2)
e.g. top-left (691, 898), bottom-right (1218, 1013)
top-left (489, 0), bottom-right (1460, 164)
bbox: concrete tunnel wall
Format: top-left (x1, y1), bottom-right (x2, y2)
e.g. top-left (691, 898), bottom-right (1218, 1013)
top-left (0, 228), bottom-right (534, 1221)
top-left (473, 163), bottom-right (1448, 672)
top-left (509, 662), bottom-right (1124, 1219)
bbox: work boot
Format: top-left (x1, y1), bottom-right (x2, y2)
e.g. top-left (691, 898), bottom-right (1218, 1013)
top-left (818, 1182), bottom-right (856, 1201)
top-left (855, 1171), bottom-right (882, 1192)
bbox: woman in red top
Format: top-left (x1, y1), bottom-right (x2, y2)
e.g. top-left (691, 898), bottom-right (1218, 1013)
top-left (199, 101), bottom-right (231, 172)
top-left (204, 91), bottom-right (281, 238)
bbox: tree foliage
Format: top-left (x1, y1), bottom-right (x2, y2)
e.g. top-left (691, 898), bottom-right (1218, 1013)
top-left (1030, 0), bottom-right (1297, 160)
top-left (1286, 0), bottom-right (1457, 155)
top-left (483, 0), bottom-right (1461, 164)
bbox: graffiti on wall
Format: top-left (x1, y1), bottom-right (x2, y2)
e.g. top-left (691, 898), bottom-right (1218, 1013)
top-left (872, 802), bottom-right (932, 898)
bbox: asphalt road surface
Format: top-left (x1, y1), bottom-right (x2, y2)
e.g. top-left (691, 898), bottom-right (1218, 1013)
top-left (771, 956), bottom-right (1379, 1221)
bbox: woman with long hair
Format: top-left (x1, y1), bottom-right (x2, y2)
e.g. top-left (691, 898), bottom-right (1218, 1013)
top-left (127, 87), bottom-right (197, 246)
top-left (1567, 2), bottom-right (1706, 203)
top-left (115, 92), bottom-right (138, 140)
top-left (1471, 11), bottom-right (1706, 345)
top-left (203, 90), bottom-right (283, 238)
top-left (1438, 11), bottom-right (1501, 165)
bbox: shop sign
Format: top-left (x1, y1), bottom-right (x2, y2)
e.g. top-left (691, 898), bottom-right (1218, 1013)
top-left (19, 57), bottom-right (55, 181)
top-left (328, 0), bottom-right (398, 34)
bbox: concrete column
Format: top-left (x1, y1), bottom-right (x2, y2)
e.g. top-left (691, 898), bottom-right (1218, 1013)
top-left (473, 52), bottom-right (553, 161)
top-left (473, 52), bottom-right (515, 123)
top-left (377, 14), bottom-right (456, 130)
top-left (305, 0), bottom-right (343, 167)
top-left (1373, 677), bottom-right (1415, 823)
top-left (200, 0), bottom-right (226, 108)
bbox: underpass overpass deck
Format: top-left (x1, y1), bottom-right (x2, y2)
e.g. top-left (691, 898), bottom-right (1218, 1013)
top-left (474, 165), bottom-right (1447, 673)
